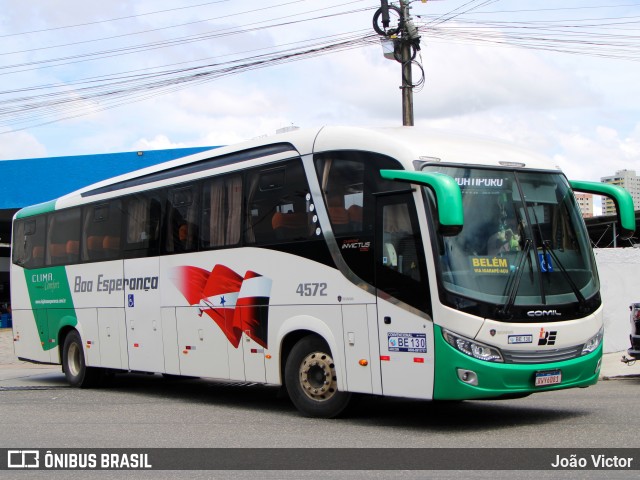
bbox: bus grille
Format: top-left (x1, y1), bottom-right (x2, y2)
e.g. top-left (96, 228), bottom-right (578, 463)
top-left (502, 345), bottom-right (583, 364)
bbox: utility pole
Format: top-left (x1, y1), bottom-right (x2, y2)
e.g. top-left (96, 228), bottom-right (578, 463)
top-left (400, 1), bottom-right (414, 126)
top-left (373, 0), bottom-right (423, 127)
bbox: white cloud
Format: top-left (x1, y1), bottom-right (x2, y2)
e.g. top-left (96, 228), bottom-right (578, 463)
top-left (176, 88), bottom-right (280, 117)
top-left (552, 124), bottom-right (640, 181)
top-left (0, 132), bottom-right (47, 160)
top-left (132, 134), bottom-right (186, 151)
top-left (0, 1), bottom-right (638, 188)
top-left (416, 38), bottom-right (596, 118)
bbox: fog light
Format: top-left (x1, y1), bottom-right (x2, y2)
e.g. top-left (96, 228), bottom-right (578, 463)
top-left (595, 357), bottom-right (602, 373)
top-left (457, 368), bottom-right (478, 386)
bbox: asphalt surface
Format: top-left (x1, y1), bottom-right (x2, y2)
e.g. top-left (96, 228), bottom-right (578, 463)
top-left (2, 327), bottom-right (639, 480)
top-left (0, 327), bottom-right (62, 386)
top-left (1, 327), bottom-right (639, 388)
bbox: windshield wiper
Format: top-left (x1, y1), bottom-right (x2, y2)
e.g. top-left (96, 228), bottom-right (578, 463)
top-left (498, 238), bottom-right (531, 319)
top-left (527, 199), bottom-right (586, 309)
top-left (541, 240), bottom-right (587, 309)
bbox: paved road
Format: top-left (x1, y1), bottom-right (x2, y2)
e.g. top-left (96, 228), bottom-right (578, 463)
top-left (2, 328), bottom-right (640, 479)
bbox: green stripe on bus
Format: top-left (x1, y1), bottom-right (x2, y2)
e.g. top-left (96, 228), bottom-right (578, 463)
top-left (24, 266), bottom-right (77, 351)
top-left (16, 199), bottom-right (57, 219)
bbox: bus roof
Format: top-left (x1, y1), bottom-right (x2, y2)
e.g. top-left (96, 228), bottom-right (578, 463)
top-left (313, 126), bottom-right (559, 171)
top-left (17, 126), bottom-right (561, 216)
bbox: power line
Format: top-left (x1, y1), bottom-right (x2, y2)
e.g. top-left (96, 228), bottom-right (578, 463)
top-left (0, 4), bottom-right (374, 75)
top-left (3, 1), bottom-right (640, 133)
top-left (0, 0), bottom-right (314, 56)
top-left (427, 0), bottom-right (500, 27)
top-left (0, 29), bottom-right (376, 133)
top-left (0, 0), bottom-right (234, 38)
top-left (442, 3), bottom-right (640, 16)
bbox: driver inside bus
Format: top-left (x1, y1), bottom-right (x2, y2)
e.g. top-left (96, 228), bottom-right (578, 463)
top-left (501, 227), bottom-right (520, 252)
top-left (487, 219), bottom-right (521, 256)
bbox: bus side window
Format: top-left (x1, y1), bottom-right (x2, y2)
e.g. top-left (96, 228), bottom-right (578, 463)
top-left (201, 174), bottom-right (242, 249)
top-left (47, 208), bottom-right (81, 266)
top-left (165, 185), bottom-right (200, 254)
top-left (245, 160), bottom-right (313, 244)
top-left (124, 193), bottom-right (162, 258)
top-left (382, 203), bottom-right (422, 281)
top-left (316, 156), bottom-right (365, 235)
top-left (315, 151), bottom-right (405, 286)
top-left (376, 196), bottom-right (430, 313)
top-left (12, 217), bottom-right (46, 269)
top-left (82, 201), bottom-right (122, 261)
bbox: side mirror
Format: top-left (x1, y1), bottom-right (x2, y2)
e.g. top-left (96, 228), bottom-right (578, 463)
top-left (569, 180), bottom-right (636, 239)
top-left (380, 169), bottom-right (463, 235)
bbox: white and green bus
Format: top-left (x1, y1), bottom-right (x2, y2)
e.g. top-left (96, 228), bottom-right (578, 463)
top-left (10, 126), bottom-right (636, 418)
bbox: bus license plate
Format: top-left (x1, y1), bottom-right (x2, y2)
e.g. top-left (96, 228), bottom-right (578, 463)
top-left (535, 370), bottom-right (562, 387)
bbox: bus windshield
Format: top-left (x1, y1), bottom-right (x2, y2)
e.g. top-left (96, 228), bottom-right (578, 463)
top-left (422, 166), bottom-right (598, 311)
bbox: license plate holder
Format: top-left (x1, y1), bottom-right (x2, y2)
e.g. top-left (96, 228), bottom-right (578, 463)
top-left (535, 369), bottom-right (562, 387)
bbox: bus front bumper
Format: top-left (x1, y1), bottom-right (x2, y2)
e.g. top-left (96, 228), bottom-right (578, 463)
top-left (433, 325), bottom-right (602, 400)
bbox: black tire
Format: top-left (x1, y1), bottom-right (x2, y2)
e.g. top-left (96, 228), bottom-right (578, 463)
top-left (284, 335), bottom-right (352, 418)
top-left (62, 330), bottom-right (103, 388)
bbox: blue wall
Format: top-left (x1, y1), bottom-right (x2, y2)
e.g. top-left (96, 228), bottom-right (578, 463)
top-left (0, 146), bottom-right (216, 209)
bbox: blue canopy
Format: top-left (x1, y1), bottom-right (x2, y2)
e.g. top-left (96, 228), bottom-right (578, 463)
top-left (0, 147), bottom-right (216, 209)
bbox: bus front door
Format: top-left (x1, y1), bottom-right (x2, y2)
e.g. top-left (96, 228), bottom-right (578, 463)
top-left (375, 191), bottom-right (434, 400)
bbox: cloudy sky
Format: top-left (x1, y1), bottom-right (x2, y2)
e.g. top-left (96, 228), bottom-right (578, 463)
top-left (1, 0), bottom-right (639, 186)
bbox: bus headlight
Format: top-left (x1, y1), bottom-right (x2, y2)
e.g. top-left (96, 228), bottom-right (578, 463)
top-left (582, 327), bottom-right (604, 355)
top-left (442, 329), bottom-right (503, 362)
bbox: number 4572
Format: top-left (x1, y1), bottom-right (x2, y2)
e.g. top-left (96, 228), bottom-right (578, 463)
top-left (296, 282), bottom-right (327, 296)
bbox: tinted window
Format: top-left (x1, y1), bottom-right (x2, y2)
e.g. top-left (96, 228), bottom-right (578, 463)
top-left (165, 185), bottom-right (200, 254)
top-left (314, 151), bottom-right (405, 284)
top-left (47, 209), bottom-right (81, 265)
top-left (424, 166), bottom-right (599, 309)
top-left (375, 192), bottom-right (430, 313)
top-left (245, 160), bottom-right (319, 245)
top-left (201, 174), bottom-right (242, 249)
top-left (82, 201), bottom-right (122, 261)
top-left (12, 216), bottom-right (46, 269)
top-left (123, 191), bottom-right (163, 258)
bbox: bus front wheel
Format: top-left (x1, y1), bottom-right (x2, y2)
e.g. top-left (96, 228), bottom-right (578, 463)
top-left (62, 330), bottom-right (103, 388)
top-left (284, 335), bottom-right (352, 418)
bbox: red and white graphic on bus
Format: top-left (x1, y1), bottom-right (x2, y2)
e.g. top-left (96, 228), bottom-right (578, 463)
top-left (171, 265), bottom-right (272, 348)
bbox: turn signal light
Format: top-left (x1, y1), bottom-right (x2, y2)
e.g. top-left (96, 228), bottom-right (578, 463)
top-left (359, 359), bottom-right (369, 366)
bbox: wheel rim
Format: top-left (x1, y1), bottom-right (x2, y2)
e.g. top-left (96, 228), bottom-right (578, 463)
top-left (299, 351), bottom-right (338, 402)
top-left (67, 342), bottom-right (82, 378)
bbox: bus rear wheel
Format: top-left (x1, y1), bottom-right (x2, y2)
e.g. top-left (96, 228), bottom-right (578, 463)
top-left (62, 330), bottom-right (103, 388)
top-left (285, 335), bottom-right (352, 418)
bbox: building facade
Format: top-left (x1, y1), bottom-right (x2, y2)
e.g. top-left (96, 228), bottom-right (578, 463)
top-left (575, 192), bottom-right (594, 218)
top-left (600, 169), bottom-right (640, 216)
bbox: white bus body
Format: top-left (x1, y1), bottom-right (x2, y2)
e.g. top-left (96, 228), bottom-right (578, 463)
top-left (11, 126), bottom-right (635, 417)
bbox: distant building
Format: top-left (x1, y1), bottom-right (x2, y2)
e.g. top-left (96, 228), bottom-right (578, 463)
top-left (600, 169), bottom-right (640, 215)
top-left (575, 192), bottom-right (594, 218)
